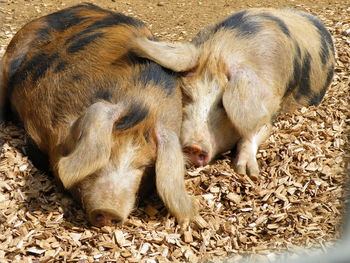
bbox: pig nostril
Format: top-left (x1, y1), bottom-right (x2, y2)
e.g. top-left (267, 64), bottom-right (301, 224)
top-left (91, 210), bottom-right (124, 227)
top-left (95, 214), bottom-right (105, 223)
top-left (111, 219), bottom-right (120, 225)
top-left (199, 153), bottom-right (206, 160)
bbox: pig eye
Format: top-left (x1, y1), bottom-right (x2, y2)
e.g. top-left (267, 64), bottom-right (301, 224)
top-left (137, 164), bottom-right (152, 170)
top-left (182, 91), bottom-right (193, 104)
top-left (144, 130), bottom-right (150, 142)
top-left (217, 100), bottom-right (224, 109)
top-left (111, 219), bottom-right (121, 225)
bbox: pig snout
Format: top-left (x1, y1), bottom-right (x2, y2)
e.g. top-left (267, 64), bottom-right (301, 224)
top-left (183, 144), bottom-right (210, 167)
top-left (89, 208), bottom-right (124, 227)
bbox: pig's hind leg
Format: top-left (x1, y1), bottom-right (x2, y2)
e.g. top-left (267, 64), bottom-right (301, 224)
top-left (223, 67), bottom-right (277, 177)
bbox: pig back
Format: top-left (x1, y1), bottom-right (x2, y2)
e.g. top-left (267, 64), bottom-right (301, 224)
top-left (191, 8), bottom-right (335, 112)
top-left (1, 3), bottom-right (182, 156)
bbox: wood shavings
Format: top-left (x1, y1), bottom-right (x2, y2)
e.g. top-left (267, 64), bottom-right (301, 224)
top-left (0, 0), bottom-right (349, 262)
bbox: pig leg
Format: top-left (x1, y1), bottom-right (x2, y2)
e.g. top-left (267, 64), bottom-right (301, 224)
top-left (155, 126), bottom-right (198, 224)
top-left (234, 123), bottom-right (271, 177)
top-left (223, 66), bottom-right (276, 177)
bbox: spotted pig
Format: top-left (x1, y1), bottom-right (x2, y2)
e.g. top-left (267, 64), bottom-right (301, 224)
top-left (0, 3), bottom-right (197, 227)
top-left (131, 8), bottom-right (335, 177)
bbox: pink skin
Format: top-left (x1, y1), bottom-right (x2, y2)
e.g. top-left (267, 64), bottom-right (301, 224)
top-left (183, 144), bottom-right (210, 166)
top-left (182, 120), bottom-right (237, 167)
top-left (91, 209), bottom-right (123, 227)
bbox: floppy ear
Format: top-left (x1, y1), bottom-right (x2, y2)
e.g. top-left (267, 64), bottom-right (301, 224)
top-left (222, 66), bottom-right (272, 136)
top-left (57, 101), bottom-right (123, 189)
top-left (131, 37), bottom-right (199, 72)
top-left (155, 125), bottom-right (198, 224)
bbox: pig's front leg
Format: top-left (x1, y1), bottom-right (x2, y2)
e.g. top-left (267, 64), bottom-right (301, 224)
top-left (234, 124), bottom-right (271, 177)
top-left (223, 66), bottom-right (277, 177)
top-left (155, 126), bottom-right (198, 225)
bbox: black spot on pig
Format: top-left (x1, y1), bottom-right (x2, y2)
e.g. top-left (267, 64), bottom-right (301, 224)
top-left (37, 28), bottom-right (51, 41)
top-left (67, 32), bottom-right (105, 53)
top-left (32, 52), bottom-right (59, 81)
top-left (309, 66), bottom-right (334, 105)
top-left (94, 90), bottom-right (112, 102)
top-left (260, 13), bottom-right (290, 37)
top-left (8, 53), bottom-right (48, 95)
top-left (55, 61), bottom-right (68, 73)
top-left (9, 55), bottom-right (26, 79)
top-left (37, 6), bottom-right (89, 40)
top-left (66, 13), bottom-right (145, 45)
top-left (319, 37), bottom-right (330, 65)
top-left (139, 62), bottom-right (177, 96)
top-left (46, 9), bottom-right (88, 32)
top-left (300, 13), bottom-right (334, 65)
top-left (72, 74), bottom-right (83, 81)
top-left (96, 12), bottom-right (145, 28)
top-left (301, 13), bottom-right (334, 54)
top-left (294, 51), bottom-right (312, 100)
top-left (324, 66), bottom-right (334, 89)
top-left (309, 89), bottom-right (325, 106)
top-left (285, 56), bottom-right (302, 96)
top-left (115, 102), bottom-right (149, 130)
top-left (215, 10), bottom-right (261, 37)
top-left (76, 3), bottom-right (114, 15)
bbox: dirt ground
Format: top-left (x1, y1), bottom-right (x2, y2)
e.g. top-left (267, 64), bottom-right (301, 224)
top-left (0, 0), bottom-right (349, 262)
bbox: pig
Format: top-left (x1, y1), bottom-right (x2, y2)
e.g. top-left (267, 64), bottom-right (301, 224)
top-left (130, 8), bottom-right (335, 177)
top-left (0, 3), bottom-right (197, 227)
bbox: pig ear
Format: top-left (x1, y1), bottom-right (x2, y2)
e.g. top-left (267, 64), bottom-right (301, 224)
top-left (57, 102), bottom-right (123, 189)
top-left (154, 125), bottom-right (198, 224)
top-left (131, 37), bottom-right (199, 72)
top-left (223, 66), bottom-right (271, 136)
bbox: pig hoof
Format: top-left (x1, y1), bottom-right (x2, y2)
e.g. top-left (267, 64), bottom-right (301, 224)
top-left (174, 197), bottom-right (199, 226)
top-left (183, 145), bottom-right (209, 167)
top-left (247, 163), bottom-right (259, 179)
top-left (179, 219), bottom-right (190, 231)
top-left (235, 164), bottom-right (247, 175)
top-left (90, 209), bottom-right (124, 227)
top-left (233, 158), bottom-right (260, 178)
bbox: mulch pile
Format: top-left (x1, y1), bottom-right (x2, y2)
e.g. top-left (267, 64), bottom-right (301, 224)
top-left (0, 1), bottom-right (349, 262)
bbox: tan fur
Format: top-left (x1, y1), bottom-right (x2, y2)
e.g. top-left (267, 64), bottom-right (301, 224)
top-left (131, 37), bottom-right (199, 72)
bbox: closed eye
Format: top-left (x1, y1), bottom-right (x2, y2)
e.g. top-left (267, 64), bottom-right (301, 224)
top-left (182, 89), bottom-right (193, 104)
top-left (217, 99), bottom-right (224, 109)
top-left (137, 164), bottom-right (153, 170)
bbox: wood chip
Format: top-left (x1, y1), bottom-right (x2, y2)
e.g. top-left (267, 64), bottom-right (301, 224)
top-left (114, 230), bottom-right (126, 246)
top-left (184, 231), bottom-right (194, 243)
